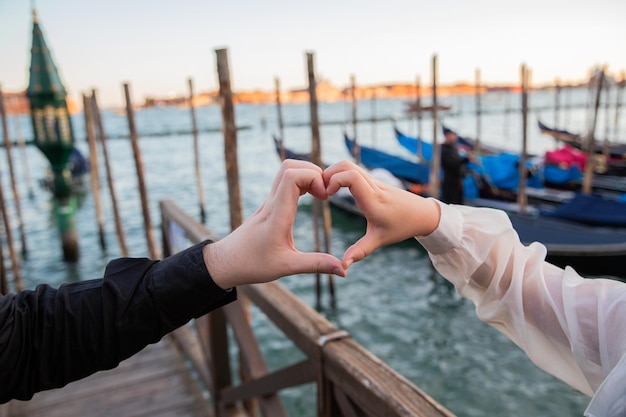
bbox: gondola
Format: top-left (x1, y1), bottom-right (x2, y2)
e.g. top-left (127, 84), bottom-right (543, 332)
top-left (538, 120), bottom-right (626, 175)
top-left (344, 134), bottom-right (430, 185)
top-left (394, 125), bottom-right (505, 156)
top-left (405, 102), bottom-right (452, 114)
top-left (395, 125), bottom-right (626, 209)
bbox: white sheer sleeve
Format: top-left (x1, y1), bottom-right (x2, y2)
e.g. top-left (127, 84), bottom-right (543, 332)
top-left (416, 200), bottom-right (626, 417)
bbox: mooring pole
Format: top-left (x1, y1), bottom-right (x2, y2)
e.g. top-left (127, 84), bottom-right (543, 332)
top-left (0, 171), bottom-right (22, 291)
top-left (415, 75), bottom-right (423, 160)
top-left (350, 74), bottom-right (360, 164)
top-left (123, 82), bottom-right (160, 259)
top-left (215, 49), bottom-right (243, 231)
top-left (275, 77), bottom-right (286, 160)
top-left (517, 64), bottom-right (530, 213)
top-left (475, 68), bottom-right (482, 154)
top-left (188, 77), bottom-right (206, 224)
top-left (613, 71), bottom-right (625, 148)
top-left (371, 87), bottom-right (377, 147)
top-left (582, 68), bottom-right (605, 195)
top-left (554, 78), bottom-right (561, 131)
top-left (307, 52), bottom-right (335, 308)
top-left (91, 90), bottom-right (128, 257)
top-left (602, 74), bottom-right (611, 160)
top-left (0, 228), bottom-right (7, 294)
top-left (0, 85), bottom-right (28, 257)
top-left (83, 93), bottom-right (106, 250)
top-left (215, 47), bottom-right (255, 416)
top-left (428, 54), bottom-right (441, 199)
top-left (11, 96), bottom-right (34, 199)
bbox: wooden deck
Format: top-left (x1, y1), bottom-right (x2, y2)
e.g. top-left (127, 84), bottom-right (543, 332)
top-left (5, 336), bottom-right (213, 417)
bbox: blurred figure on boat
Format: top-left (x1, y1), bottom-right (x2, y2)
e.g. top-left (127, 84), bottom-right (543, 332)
top-left (440, 127), bottom-right (470, 204)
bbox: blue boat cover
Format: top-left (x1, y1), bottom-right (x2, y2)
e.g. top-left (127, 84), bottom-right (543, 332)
top-left (542, 193), bottom-right (626, 227)
top-left (345, 135), bottom-right (430, 184)
top-left (479, 153), bottom-right (522, 190)
top-left (394, 128), bottom-right (434, 161)
top-left (543, 164), bottom-right (583, 185)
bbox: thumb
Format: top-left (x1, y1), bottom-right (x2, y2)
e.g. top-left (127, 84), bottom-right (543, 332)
top-left (287, 252), bottom-right (346, 278)
top-left (342, 233), bottom-right (380, 269)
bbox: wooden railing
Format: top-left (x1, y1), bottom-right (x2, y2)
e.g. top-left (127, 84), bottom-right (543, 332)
top-left (160, 199), bottom-right (454, 417)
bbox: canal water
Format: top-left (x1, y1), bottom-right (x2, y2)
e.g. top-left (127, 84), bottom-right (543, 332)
top-left (3, 89), bottom-right (618, 416)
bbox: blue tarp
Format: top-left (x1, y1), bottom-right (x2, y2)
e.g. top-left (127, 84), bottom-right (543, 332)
top-left (542, 193), bottom-right (626, 227)
top-left (479, 153), bottom-right (520, 190)
top-left (545, 194), bottom-right (626, 227)
top-left (543, 164), bottom-right (583, 185)
top-left (394, 128), bottom-right (434, 161)
top-left (345, 136), bottom-right (430, 184)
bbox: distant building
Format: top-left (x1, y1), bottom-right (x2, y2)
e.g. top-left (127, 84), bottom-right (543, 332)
top-left (1, 91), bottom-right (30, 115)
top-left (2, 90), bottom-right (79, 115)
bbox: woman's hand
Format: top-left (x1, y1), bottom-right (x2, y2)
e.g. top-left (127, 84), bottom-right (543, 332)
top-left (324, 160), bottom-right (441, 269)
top-left (204, 160), bottom-right (345, 289)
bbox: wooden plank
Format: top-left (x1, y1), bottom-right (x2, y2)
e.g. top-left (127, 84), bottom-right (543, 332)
top-left (323, 339), bottom-right (454, 417)
top-left (8, 337), bottom-right (212, 417)
top-left (222, 302), bottom-right (287, 417)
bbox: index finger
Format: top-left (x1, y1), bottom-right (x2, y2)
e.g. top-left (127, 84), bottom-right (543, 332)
top-left (271, 159), bottom-right (322, 198)
top-left (324, 160), bottom-right (378, 197)
top-left (271, 167), bottom-right (328, 220)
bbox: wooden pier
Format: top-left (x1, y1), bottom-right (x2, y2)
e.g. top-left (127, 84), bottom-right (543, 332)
top-left (4, 337), bottom-right (213, 417)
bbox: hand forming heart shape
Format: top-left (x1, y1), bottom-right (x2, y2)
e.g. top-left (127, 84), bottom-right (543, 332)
top-left (204, 159), bottom-right (440, 290)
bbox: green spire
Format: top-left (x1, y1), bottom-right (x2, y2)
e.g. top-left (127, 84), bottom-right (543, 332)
top-left (26, 8), bottom-right (75, 198)
top-left (26, 9), bottom-right (67, 99)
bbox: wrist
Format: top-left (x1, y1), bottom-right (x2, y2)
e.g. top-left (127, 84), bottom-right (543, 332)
top-left (415, 197), bottom-right (442, 237)
top-left (202, 240), bottom-right (233, 290)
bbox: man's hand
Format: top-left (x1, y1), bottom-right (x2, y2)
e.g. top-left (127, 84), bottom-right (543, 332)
top-left (204, 160), bottom-right (345, 289)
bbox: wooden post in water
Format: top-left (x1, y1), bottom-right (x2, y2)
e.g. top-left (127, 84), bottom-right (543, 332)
top-left (82, 93), bottom-right (106, 250)
top-left (564, 83), bottom-right (572, 127)
top-left (517, 64), bottom-right (529, 213)
top-left (503, 88), bottom-right (510, 139)
top-left (92, 90), bottom-right (128, 257)
top-left (0, 229), bottom-right (7, 294)
top-left (614, 71), bottom-right (625, 145)
top-left (371, 87), bottom-right (377, 147)
top-left (602, 74), bottom-right (612, 160)
top-left (123, 82), bottom-right (160, 259)
top-left (11, 95), bottom-right (34, 199)
top-left (275, 77), bottom-right (286, 160)
top-left (215, 47), bottom-right (251, 417)
top-left (215, 48), bottom-right (243, 231)
top-left (188, 78), bottom-right (206, 224)
top-left (350, 74), bottom-right (360, 164)
top-left (0, 171), bottom-right (22, 291)
top-left (584, 68), bottom-right (596, 133)
top-left (582, 68), bottom-right (605, 195)
top-left (428, 55), bottom-right (441, 199)
top-left (307, 52), bottom-right (335, 309)
top-left (475, 68), bottom-right (481, 153)
top-left (414, 75), bottom-right (423, 160)
top-left (554, 78), bottom-right (561, 130)
top-left (0, 85), bottom-right (28, 257)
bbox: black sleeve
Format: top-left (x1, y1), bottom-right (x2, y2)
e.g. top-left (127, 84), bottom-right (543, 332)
top-left (0, 241), bottom-right (237, 403)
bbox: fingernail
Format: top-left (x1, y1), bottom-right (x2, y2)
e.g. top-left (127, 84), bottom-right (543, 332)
top-left (333, 267), bottom-right (346, 277)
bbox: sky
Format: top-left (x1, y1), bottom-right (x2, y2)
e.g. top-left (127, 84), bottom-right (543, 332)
top-left (1, 0), bottom-right (625, 109)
